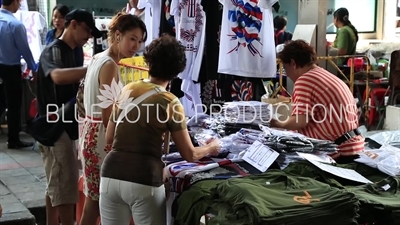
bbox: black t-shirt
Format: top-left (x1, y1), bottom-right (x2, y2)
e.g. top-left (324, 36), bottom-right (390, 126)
top-left (201, 0), bottom-right (223, 80)
top-left (36, 39), bottom-right (79, 139)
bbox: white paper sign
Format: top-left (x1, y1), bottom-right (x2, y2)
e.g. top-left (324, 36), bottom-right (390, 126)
top-left (297, 152), bottom-right (336, 164)
top-left (307, 160), bottom-right (372, 184)
top-left (243, 141), bottom-right (279, 172)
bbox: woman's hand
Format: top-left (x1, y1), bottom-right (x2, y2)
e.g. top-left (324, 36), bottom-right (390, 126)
top-left (270, 119), bottom-right (281, 128)
top-left (207, 138), bottom-right (221, 156)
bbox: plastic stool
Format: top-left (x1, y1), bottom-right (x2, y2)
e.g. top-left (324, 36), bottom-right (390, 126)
top-left (363, 88), bottom-right (390, 127)
top-left (76, 176), bottom-right (135, 225)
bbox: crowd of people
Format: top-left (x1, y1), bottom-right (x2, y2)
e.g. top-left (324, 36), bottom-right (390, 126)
top-left (0, 0), bottom-right (363, 223)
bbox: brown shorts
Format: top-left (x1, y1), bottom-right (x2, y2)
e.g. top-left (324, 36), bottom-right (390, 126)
top-left (39, 132), bottom-right (79, 207)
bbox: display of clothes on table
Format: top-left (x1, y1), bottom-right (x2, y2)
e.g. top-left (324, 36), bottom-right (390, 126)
top-left (173, 161), bottom-right (400, 225)
top-left (164, 157), bottom-right (262, 194)
top-left (161, 113), bottom-right (400, 225)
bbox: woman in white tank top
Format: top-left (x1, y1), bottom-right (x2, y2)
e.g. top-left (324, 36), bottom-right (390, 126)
top-left (77, 12), bottom-right (147, 225)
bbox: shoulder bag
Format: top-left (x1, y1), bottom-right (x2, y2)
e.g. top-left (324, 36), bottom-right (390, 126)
top-left (26, 86), bottom-right (76, 146)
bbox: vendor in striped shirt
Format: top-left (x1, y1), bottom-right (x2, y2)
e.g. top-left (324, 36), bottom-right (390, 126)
top-left (270, 40), bottom-right (364, 160)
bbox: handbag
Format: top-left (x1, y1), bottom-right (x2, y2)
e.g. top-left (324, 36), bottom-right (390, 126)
top-left (26, 97), bottom-right (76, 146)
top-left (26, 84), bottom-right (76, 146)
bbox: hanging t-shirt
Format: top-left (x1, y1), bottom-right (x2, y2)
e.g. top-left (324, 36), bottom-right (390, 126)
top-left (138, 0), bottom-right (162, 46)
top-left (159, 0), bottom-right (176, 36)
top-left (218, 0), bottom-right (277, 78)
top-left (14, 11), bottom-right (46, 62)
top-left (201, 0), bottom-right (223, 81)
top-left (170, 0), bottom-right (205, 82)
top-left (171, 0), bottom-right (206, 116)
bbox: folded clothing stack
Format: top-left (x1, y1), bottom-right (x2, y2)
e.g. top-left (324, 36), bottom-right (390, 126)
top-left (222, 101), bottom-right (271, 125)
top-left (208, 170), bottom-right (360, 225)
top-left (262, 135), bottom-right (338, 153)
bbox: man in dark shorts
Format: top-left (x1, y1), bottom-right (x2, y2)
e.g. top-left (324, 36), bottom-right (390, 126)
top-left (36, 9), bottom-right (101, 225)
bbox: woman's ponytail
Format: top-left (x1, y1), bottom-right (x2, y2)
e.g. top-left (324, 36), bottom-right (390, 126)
top-left (346, 22), bottom-right (359, 42)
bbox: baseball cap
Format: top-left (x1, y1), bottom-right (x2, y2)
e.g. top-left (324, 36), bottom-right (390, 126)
top-left (65, 9), bottom-right (102, 38)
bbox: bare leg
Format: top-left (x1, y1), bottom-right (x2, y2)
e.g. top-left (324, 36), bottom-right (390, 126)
top-left (57, 204), bottom-right (75, 225)
top-left (80, 197), bottom-right (100, 225)
top-left (45, 195), bottom-right (59, 225)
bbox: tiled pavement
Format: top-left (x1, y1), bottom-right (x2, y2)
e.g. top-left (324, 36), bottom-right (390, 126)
top-left (0, 132), bottom-right (206, 225)
top-left (0, 132), bottom-right (46, 225)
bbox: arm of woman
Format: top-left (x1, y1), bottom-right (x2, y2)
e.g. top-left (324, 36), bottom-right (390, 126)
top-left (98, 60), bottom-right (119, 128)
top-left (172, 130), bottom-right (220, 162)
top-left (168, 99), bottom-right (220, 161)
top-left (270, 77), bottom-right (312, 131)
top-left (105, 119), bottom-right (116, 145)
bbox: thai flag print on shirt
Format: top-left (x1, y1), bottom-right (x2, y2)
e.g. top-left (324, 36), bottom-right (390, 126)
top-left (218, 0), bottom-right (277, 79)
top-left (231, 80), bottom-right (254, 101)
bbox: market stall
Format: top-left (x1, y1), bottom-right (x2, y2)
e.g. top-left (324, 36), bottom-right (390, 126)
top-left (160, 105), bottom-right (400, 225)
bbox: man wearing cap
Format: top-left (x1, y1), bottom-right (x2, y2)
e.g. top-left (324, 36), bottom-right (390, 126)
top-left (36, 9), bottom-right (101, 225)
top-left (0, 0), bottom-right (37, 149)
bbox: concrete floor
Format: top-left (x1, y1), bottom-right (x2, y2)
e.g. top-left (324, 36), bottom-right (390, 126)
top-left (0, 132), bottom-right (45, 225)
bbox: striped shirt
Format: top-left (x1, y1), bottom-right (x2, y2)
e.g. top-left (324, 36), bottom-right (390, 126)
top-left (291, 67), bottom-right (364, 156)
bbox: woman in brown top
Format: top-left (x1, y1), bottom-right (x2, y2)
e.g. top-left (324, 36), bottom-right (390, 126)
top-left (99, 34), bottom-right (221, 225)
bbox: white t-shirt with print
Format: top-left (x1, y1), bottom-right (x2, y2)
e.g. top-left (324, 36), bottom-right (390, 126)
top-left (14, 11), bottom-right (46, 62)
top-left (218, 0), bottom-right (277, 78)
top-left (170, 0), bottom-right (205, 82)
top-left (170, 0), bottom-right (205, 116)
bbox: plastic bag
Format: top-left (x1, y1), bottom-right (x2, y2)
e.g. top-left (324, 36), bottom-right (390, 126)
top-left (194, 129), bottom-right (219, 146)
top-left (355, 145), bottom-right (400, 176)
top-left (365, 130), bottom-right (400, 148)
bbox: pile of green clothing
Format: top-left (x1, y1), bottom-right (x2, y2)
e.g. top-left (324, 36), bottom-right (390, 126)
top-left (283, 161), bottom-right (400, 225)
top-left (173, 162), bottom-right (400, 225)
top-left (207, 171), bottom-right (359, 225)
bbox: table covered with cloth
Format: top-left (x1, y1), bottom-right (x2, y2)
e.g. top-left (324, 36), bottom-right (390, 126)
top-left (172, 161), bottom-right (400, 225)
top-left (164, 156), bottom-right (263, 194)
